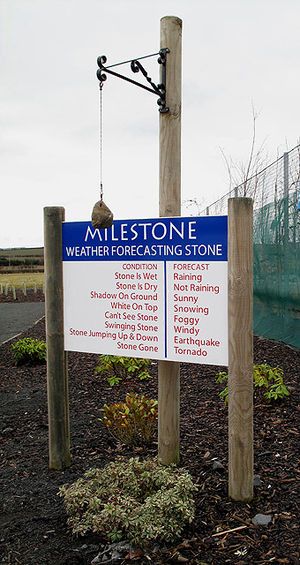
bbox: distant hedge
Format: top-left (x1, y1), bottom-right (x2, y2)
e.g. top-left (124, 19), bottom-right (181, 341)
top-left (0, 257), bottom-right (43, 267)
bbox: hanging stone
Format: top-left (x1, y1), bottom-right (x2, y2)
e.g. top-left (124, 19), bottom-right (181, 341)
top-left (91, 200), bottom-right (113, 229)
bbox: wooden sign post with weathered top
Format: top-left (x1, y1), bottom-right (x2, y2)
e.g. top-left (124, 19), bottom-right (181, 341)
top-left (44, 206), bottom-right (70, 470)
top-left (158, 16), bottom-right (182, 465)
top-left (228, 197), bottom-right (254, 501)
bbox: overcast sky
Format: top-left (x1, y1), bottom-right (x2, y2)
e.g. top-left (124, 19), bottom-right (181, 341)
top-left (1, 0), bottom-right (299, 248)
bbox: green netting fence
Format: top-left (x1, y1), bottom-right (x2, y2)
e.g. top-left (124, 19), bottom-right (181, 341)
top-left (202, 145), bottom-right (300, 349)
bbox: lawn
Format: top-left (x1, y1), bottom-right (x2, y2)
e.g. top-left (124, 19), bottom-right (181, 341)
top-left (0, 272), bottom-right (44, 290)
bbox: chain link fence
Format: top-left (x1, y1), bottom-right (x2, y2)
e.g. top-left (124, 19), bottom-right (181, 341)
top-left (201, 144), bottom-right (300, 348)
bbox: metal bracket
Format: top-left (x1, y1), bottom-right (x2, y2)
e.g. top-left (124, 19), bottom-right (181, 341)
top-left (96, 49), bottom-right (169, 113)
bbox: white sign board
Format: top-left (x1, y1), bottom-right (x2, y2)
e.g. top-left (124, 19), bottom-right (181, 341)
top-left (62, 216), bottom-right (228, 365)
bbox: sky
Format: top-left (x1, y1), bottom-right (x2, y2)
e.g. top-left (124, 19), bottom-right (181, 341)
top-left (1, 0), bottom-right (299, 248)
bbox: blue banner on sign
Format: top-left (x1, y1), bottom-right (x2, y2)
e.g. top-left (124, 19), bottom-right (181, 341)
top-left (62, 216), bottom-right (227, 262)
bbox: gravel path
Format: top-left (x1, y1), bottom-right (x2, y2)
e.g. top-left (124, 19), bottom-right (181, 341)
top-left (0, 302), bottom-right (45, 344)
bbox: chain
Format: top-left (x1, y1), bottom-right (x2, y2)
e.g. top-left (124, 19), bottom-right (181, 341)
top-left (99, 82), bottom-right (103, 202)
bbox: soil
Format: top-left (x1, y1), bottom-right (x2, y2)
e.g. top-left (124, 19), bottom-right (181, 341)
top-left (0, 303), bottom-right (299, 565)
top-left (0, 289), bottom-right (45, 304)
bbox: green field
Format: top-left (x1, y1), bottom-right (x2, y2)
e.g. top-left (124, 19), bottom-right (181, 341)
top-left (0, 247), bottom-right (44, 257)
top-left (0, 272), bottom-right (44, 289)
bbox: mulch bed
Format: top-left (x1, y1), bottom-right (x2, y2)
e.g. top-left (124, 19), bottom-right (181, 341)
top-left (0, 314), bottom-right (299, 565)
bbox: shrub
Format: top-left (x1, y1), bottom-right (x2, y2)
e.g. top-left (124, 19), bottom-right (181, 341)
top-left (95, 355), bottom-right (151, 386)
top-left (101, 393), bottom-right (158, 446)
top-left (11, 337), bottom-right (47, 365)
top-left (216, 363), bottom-right (290, 403)
top-left (59, 457), bottom-right (197, 545)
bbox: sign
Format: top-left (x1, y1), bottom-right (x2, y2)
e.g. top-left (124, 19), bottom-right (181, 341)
top-left (62, 216), bottom-right (228, 365)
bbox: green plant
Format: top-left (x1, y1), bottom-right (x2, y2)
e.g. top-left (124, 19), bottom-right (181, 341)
top-left (215, 371), bottom-right (228, 384)
top-left (101, 393), bottom-right (158, 446)
top-left (11, 337), bottom-right (46, 365)
top-left (215, 363), bottom-right (290, 403)
top-left (59, 457), bottom-right (197, 545)
top-left (95, 355), bottom-right (151, 386)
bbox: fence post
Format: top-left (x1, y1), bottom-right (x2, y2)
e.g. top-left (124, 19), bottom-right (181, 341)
top-left (158, 15), bottom-right (182, 465)
top-left (228, 197), bottom-right (253, 501)
top-left (283, 152), bottom-right (289, 246)
top-left (44, 206), bottom-right (70, 470)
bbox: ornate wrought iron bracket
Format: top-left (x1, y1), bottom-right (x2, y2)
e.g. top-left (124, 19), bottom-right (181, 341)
top-left (96, 49), bottom-right (169, 113)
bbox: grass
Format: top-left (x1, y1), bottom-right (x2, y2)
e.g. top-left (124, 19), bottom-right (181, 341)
top-left (0, 272), bottom-right (44, 290)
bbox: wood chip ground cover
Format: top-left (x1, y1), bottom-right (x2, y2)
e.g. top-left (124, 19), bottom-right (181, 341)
top-left (0, 314), bottom-right (299, 564)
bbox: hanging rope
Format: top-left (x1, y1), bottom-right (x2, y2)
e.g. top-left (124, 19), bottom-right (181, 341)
top-left (91, 80), bottom-right (114, 229)
top-left (99, 81), bottom-right (104, 203)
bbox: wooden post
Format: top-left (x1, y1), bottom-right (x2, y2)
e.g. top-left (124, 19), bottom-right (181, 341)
top-left (228, 197), bottom-right (253, 501)
top-left (283, 152), bottom-right (289, 247)
top-left (158, 16), bottom-right (182, 465)
top-left (44, 206), bottom-right (70, 470)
